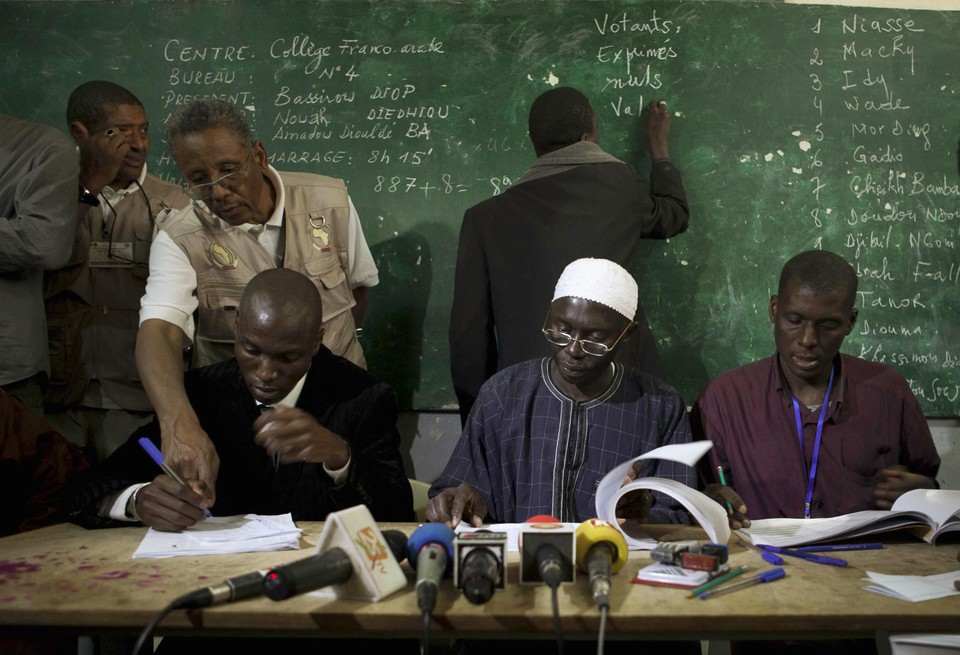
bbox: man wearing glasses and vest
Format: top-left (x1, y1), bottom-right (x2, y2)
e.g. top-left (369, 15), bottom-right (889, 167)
top-left (136, 98), bottom-right (378, 509)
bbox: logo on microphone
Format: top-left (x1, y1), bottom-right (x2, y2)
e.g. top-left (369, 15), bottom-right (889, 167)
top-left (354, 526), bottom-right (392, 574)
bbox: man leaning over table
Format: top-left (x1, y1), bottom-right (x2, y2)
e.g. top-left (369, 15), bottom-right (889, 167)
top-left (136, 98), bottom-right (379, 510)
top-left (691, 249), bottom-right (940, 655)
top-left (66, 268), bottom-right (413, 530)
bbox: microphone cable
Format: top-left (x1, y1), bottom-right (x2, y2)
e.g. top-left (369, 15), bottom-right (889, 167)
top-left (597, 603), bottom-right (608, 655)
top-left (550, 580), bottom-right (564, 655)
top-left (132, 598), bottom-right (177, 655)
top-left (422, 606), bottom-right (432, 655)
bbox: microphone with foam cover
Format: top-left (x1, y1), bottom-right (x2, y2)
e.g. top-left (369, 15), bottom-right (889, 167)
top-left (406, 522), bottom-right (456, 615)
top-left (575, 518), bottom-right (629, 610)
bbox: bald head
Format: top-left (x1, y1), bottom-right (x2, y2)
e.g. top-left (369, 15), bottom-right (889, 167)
top-left (239, 269), bottom-right (323, 333)
top-left (235, 270), bottom-right (325, 404)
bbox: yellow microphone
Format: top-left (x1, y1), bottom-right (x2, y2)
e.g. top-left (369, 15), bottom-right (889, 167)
top-left (575, 518), bottom-right (629, 610)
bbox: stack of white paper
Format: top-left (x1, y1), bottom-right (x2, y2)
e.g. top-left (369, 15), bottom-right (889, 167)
top-left (862, 570), bottom-right (960, 603)
top-left (594, 441), bottom-right (729, 550)
top-left (132, 513), bottom-right (302, 559)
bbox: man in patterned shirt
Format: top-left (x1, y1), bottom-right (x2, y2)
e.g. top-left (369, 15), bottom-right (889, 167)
top-left (427, 257), bottom-right (695, 526)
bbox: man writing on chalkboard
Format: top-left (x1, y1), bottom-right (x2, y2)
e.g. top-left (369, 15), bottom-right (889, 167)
top-left (449, 86), bottom-right (689, 426)
top-left (136, 99), bottom-right (379, 505)
top-left (692, 249), bottom-right (939, 528)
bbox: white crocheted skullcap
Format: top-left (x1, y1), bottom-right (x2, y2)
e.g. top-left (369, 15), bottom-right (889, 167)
top-left (552, 258), bottom-right (638, 320)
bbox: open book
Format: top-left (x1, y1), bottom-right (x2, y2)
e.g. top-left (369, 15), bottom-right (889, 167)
top-left (738, 489), bottom-right (960, 548)
top-left (594, 441), bottom-right (731, 550)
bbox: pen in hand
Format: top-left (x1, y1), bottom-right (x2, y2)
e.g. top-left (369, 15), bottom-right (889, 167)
top-left (138, 437), bottom-right (212, 518)
top-left (717, 465), bottom-right (734, 515)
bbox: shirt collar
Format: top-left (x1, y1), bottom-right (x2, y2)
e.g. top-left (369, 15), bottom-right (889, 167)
top-left (256, 366), bottom-right (308, 410)
top-left (101, 164), bottom-right (148, 202)
top-left (773, 353), bottom-right (846, 407)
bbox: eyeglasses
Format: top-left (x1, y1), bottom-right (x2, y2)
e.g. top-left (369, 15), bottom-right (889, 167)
top-left (541, 319), bottom-right (632, 357)
top-left (183, 154), bottom-right (250, 201)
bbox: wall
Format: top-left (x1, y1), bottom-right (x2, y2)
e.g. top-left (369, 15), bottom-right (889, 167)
top-left (2, 0), bottom-right (957, 484)
top-left (3, 0), bottom-right (959, 415)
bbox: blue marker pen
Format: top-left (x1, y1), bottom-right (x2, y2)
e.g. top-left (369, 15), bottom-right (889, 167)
top-left (138, 437), bottom-right (212, 517)
top-left (794, 543), bottom-right (883, 553)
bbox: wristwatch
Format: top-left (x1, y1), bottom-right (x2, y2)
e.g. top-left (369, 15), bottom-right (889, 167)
top-left (78, 184), bottom-right (99, 207)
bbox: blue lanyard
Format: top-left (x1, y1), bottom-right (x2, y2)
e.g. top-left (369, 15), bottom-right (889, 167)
top-left (791, 366), bottom-right (835, 519)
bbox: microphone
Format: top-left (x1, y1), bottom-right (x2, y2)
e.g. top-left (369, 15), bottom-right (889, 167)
top-left (171, 570), bottom-right (266, 609)
top-left (453, 530), bottom-right (507, 605)
top-left (574, 518), bottom-right (628, 611)
top-left (406, 523), bottom-right (456, 614)
top-left (263, 529), bottom-right (407, 601)
top-left (518, 515), bottom-right (575, 588)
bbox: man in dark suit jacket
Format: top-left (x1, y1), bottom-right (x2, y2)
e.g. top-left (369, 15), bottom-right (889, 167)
top-left (66, 268), bottom-right (413, 529)
top-left (449, 86), bottom-right (690, 425)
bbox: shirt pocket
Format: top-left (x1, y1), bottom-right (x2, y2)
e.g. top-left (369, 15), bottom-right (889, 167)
top-left (303, 254), bottom-right (353, 320)
top-left (840, 429), bottom-right (899, 485)
top-left (195, 273), bottom-right (246, 345)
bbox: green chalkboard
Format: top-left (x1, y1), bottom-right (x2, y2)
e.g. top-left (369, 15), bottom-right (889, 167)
top-left (4, 0), bottom-right (959, 415)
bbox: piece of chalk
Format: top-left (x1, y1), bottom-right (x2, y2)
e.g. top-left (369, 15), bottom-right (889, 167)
top-left (658, 100), bottom-right (667, 107)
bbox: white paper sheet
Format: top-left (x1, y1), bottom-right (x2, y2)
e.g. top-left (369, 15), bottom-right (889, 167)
top-left (132, 513), bottom-right (302, 559)
top-left (594, 441), bottom-right (729, 550)
top-left (862, 569), bottom-right (960, 603)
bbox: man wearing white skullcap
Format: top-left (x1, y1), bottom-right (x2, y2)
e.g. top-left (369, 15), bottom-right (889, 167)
top-left (427, 257), bottom-right (695, 526)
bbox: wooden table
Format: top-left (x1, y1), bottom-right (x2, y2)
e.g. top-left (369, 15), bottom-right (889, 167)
top-left (0, 522), bottom-right (958, 644)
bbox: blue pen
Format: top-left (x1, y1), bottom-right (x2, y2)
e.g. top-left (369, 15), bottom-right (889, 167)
top-left (735, 536), bottom-right (784, 565)
top-left (699, 567), bottom-right (786, 600)
top-left (759, 544), bottom-right (846, 567)
top-left (793, 543), bottom-right (883, 553)
top-left (138, 437), bottom-right (212, 517)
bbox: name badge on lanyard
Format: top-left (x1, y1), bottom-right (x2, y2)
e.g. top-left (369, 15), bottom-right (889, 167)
top-left (89, 241), bottom-right (133, 268)
top-left (791, 367), bottom-right (835, 518)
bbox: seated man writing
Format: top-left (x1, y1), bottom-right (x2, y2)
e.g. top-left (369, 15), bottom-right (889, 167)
top-left (428, 257), bottom-right (696, 527)
top-left (692, 249), bottom-right (941, 655)
top-left (66, 268), bottom-right (413, 529)
top-left (693, 249), bottom-right (940, 528)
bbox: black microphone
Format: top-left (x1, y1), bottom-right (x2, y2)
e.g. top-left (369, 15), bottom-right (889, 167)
top-left (263, 529), bottom-right (407, 601)
top-left (461, 545), bottom-right (500, 604)
top-left (453, 531), bottom-right (506, 605)
top-left (406, 523), bottom-right (456, 614)
top-left (171, 570), bottom-right (266, 609)
top-left (518, 515), bottom-right (575, 588)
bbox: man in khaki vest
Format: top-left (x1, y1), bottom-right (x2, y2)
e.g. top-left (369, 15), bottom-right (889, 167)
top-left (44, 81), bottom-right (190, 462)
top-left (137, 98), bottom-right (379, 506)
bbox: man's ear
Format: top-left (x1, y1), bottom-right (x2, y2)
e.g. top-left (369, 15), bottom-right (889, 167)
top-left (68, 120), bottom-right (88, 144)
top-left (768, 295), bottom-right (778, 323)
top-left (846, 307), bottom-right (858, 334)
top-left (314, 327), bottom-right (326, 354)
